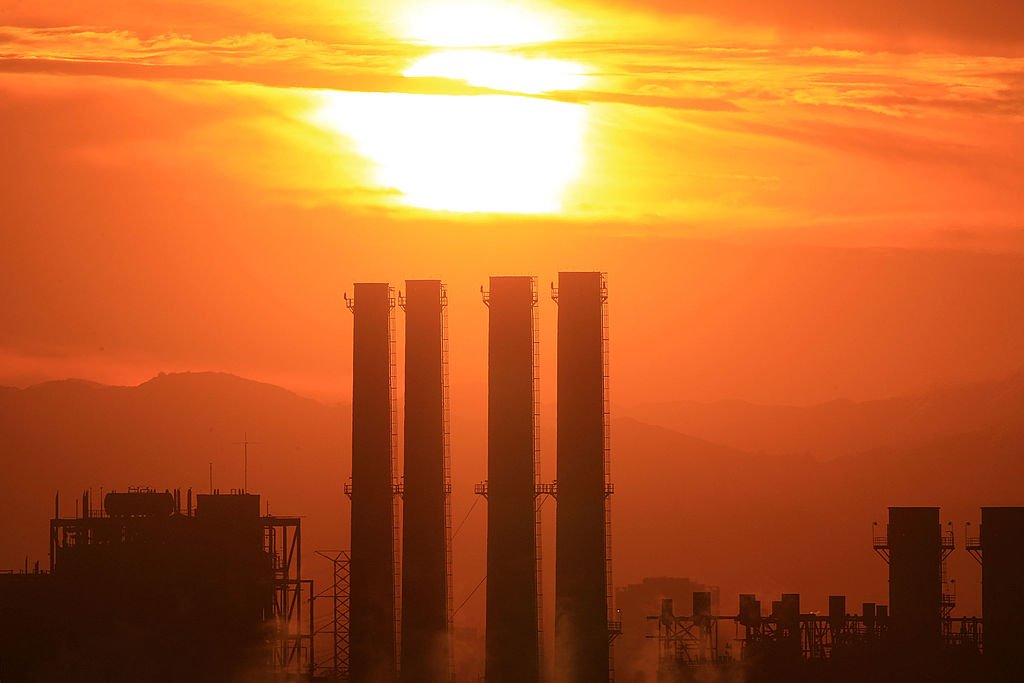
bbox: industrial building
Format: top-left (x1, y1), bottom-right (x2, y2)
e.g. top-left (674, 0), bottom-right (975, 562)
top-left (4, 275), bottom-right (1024, 683)
top-left (647, 505), bottom-right (1023, 683)
top-left (616, 578), bottom-right (721, 681)
top-left (0, 488), bottom-right (309, 683)
top-left (970, 507), bottom-right (1024, 682)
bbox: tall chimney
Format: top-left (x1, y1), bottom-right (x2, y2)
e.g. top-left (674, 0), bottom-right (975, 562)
top-left (886, 506), bottom-right (943, 650)
top-left (981, 506), bottom-right (1024, 681)
top-left (554, 272), bottom-right (611, 683)
top-left (400, 280), bottom-right (451, 683)
top-left (484, 275), bottom-right (541, 683)
top-left (349, 282), bottom-right (398, 683)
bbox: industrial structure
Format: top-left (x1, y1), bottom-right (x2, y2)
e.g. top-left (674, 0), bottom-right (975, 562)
top-left (312, 550), bottom-right (352, 681)
top-left (616, 577), bottom-right (720, 680)
top-left (479, 275), bottom-right (543, 683)
top-left (0, 488), bottom-right (311, 682)
top-left (968, 506), bottom-right (1024, 681)
top-left (6, 275), bottom-right (1024, 683)
top-left (552, 271), bottom-right (616, 683)
top-left (398, 280), bottom-right (453, 683)
top-left (345, 282), bottom-right (400, 683)
top-left (873, 506), bottom-right (951, 651)
top-left (645, 504), bottom-right (1024, 682)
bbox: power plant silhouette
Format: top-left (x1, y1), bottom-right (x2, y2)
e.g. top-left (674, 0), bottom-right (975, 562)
top-left (344, 273), bottom-right (616, 683)
top-left (0, 271), bottom-right (1023, 683)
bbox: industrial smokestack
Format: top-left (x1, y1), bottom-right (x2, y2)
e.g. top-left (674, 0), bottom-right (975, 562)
top-left (980, 506), bottom-right (1024, 681)
top-left (348, 282), bottom-right (398, 683)
top-left (553, 271), bottom-right (611, 683)
top-left (400, 280), bottom-right (451, 683)
top-left (484, 275), bottom-right (541, 683)
top-left (886, 506), bottom-right (943, 651)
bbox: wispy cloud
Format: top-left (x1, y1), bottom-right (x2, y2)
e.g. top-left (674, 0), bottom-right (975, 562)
top-left (1, 15), bottom-right (1022, 229)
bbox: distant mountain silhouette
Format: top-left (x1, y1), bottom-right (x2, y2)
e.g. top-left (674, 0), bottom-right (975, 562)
top-left (0, 372), bottom-right (350, 577)
top-left (610, 415), bottom-right (1023, 619)
top-left (1, 370), bottom-right (1020, 626)
top-left (626, 370), bottom-right (1024, 459)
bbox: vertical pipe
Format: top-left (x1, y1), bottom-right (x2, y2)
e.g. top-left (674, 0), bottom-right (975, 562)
top-left (350, 282), bottom-right (398, 683)
top-left (400, 280), bottom-right (450, 683)
top-left (554, 272), bottom-right (610, 683)
top-left (485, 275), bottom-right (541, 683)
top-left (981, 506), bottom-right (1024, 681)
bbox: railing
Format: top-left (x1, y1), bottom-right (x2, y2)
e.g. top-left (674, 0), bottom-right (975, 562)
top-left (536, 482), bottom-right (558, 497)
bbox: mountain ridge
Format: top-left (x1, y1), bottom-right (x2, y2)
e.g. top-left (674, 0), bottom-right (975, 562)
top-left (2, 369), bottom-right (1021, 624)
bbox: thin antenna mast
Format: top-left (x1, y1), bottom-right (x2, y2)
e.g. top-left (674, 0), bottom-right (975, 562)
top-left (233, 433), bottom-right (261, 493)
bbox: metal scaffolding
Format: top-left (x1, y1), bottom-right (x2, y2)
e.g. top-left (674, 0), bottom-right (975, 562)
top-left (265, 514), bottom-right (312, 676)
top-left (314, 550), bottom-right (352, 681)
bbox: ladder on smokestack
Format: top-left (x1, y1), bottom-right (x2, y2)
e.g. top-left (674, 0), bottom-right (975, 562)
top-left (531, 276), bottom-right (545, 681)
top-left (601, 273), bottom-right (620, 681)
top-left (441, 284), bottom-right (455, 683)
top-left (389, 287), bottom-right (402, 670)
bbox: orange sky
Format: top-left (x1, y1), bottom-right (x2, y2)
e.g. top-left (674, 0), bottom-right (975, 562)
top-left (2, 0), bottom-right (1024, 405)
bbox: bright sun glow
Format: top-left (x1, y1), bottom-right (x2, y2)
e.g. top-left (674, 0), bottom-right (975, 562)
top-left (404, 50), bottom-right (587, 94)
top-left (313, 92), bottom-right (585, 213)
top-left (402, 2), bottom-right (560, 47)
top-left (307, 2), bottom-right (587, 214)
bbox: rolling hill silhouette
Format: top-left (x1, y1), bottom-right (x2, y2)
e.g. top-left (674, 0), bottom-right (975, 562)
top-left (2, 370), bottom-right (1021, 621)
top-left (627, 370), bottom-right (1024, 459)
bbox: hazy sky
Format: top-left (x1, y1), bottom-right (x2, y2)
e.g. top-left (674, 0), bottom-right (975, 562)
top-left (2, 0), bottom-right (1023, 404)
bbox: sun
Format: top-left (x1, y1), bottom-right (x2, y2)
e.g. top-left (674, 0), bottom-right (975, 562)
top-left (307, 1), bottom-right (588, 214)
top-left (313, 92), bottom-right (585, 214)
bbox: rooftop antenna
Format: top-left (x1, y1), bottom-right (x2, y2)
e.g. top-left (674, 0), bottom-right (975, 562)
top-left (209, 461), bottom-right (213, 493)
top-left (233, 433), bottom-right (261, 493)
